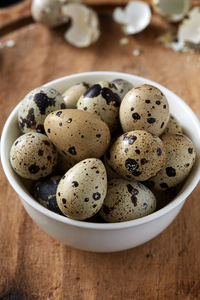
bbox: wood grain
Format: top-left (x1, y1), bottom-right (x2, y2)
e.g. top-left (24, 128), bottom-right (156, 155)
top-left (0, 5), bottom-right (200, 300)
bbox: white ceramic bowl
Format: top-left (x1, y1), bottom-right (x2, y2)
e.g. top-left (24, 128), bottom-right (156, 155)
top-left (1, 71), bottom-right (200, 252)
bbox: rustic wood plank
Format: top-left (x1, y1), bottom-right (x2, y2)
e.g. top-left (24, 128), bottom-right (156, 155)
top-left (0, 10), bottom-right (200, 300)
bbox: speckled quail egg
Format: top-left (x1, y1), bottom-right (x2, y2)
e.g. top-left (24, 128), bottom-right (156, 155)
top-left (44, 109), bottom-right (111, 163)
top-left (120, 84), bottom-right (170, 136)
top-left (62, 82), bottom-right (90, 108)
top-left (106, 130), bottom-right (166, 181)
top-left (10, 132), bottom-right (57, 180)
top-left (163, 114), bottom-right (183, 135)
top-left (18, 86), bottom-right (65, 134)
top-left (34, 175), bottom-right (63, 215)
top-left (148, 133), bottom-right (196, 190)
top-left (77, 81), bottom-right (121, 132)
top-left (99, 179), bottom-right (156, 223)
top-left (112, 78), bottom-right (134, 99)
top-left (56, 158), bottom-right (107, 220)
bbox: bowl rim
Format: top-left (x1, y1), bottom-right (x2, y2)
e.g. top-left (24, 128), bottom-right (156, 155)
top-left (1, 71), bottom-right (200, 230)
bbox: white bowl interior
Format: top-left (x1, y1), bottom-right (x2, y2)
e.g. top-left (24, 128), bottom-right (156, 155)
top-left (1, 71), bottom-right (200, 230)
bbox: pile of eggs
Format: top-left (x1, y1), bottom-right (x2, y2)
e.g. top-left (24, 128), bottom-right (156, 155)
top-left (10, 78), bottom-right (196, 222)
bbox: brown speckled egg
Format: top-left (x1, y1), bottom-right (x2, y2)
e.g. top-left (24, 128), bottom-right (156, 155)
top-left (10, 132), bottom-right (57, 180)
top-left (62, 82), bottom-right (90, 108)
top-left (18, 87), bottom-right (65, 134)
top-left (44, 109), bottom-right (111, 163)
top-left (77, 81), bottom-right (121, 132)
top-left (99, 179), bottom-right (156, 222)
top-left (56, 158), bottom-right (107, 220)
top-left (120, 84), bottom-right (170, 135)
top-left (112, 78), bottom-right (134, 99)
top-left (148, 133), bottom-right (196, 190)
top-left (107, 130), bottom-right (166, 181)
top-left (163, 114), bottom-right (183, 135)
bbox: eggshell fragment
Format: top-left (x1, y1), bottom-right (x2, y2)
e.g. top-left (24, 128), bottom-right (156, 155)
top-left (120, 84), bottom-right (170, 136)
top-left (62, 82), bottom-right (90, 108)
top-left (56, 158), bottom-right (107, 220)
top-left (99, 179), bottom-right (156, 222)
top-left (10, 132), bottom-right (57, 180)
top-left (77, 81), bottom-right (121, 132)
top-left (18, 86), bottom-right (65, 134)
top-left (44, 109), bottom-right (111, 162)
top-left (106, 130), bottom-right (166, 181)
top-left (148, 133), bottom-right (196, 190)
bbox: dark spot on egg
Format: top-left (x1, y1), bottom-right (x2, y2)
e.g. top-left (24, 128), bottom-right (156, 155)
top-left (157, 148), bottom-right (162, 156)
top-left (147, 118), bottom-right (156, 124)
top-left (59, 122), bottom-right (62, 127)
top-left (67, 118), bottom-right (72, 123)
top-left (38, 149), bottom-right (44, 156)
top-left (163, 105), bottom-right (166, 109)
top-left (84, 84), bottom-right (101, 98)
top-left (123, 134), bottom-right (137, 145)
top-left (68, 146), bottom-right (77, 155)
top-left (72, 181), bottom-right (79, 187)
top-left (101, 87), bottom-right (121, 107)
top-left (19, 108), bottom-right (36, 130)
top-left (131, 195), bottom-right (137, 206)
top-left (145, 100), bottom-right (150, 104)
top-left (43, 140), bottom-right (50, 146)
top-left (34, 92), bottom-right (56, 115)
top-left (166, 167), bottom-right (176, 177)
top-left (132, 113), bottom-right (140, 120)
top-left (160, 122), bottom-right (164, 129)
top-left (93, 204), bottom-right (97, 208)
top-left (156, 101), bottom-right (161, 105)
top-left (188, 148), bottom-right (193, 154)
top-left (84, 198), bottom-right (89, 202)
top-left (93, 192), bottom-right (101, 200)
top-left (160, 182), bottom-right (169, 189)
top-left (125, 158), bottom-right (141, 177)
top-left (124, 148), bottom-right (129, 153)
top-left (131, 107), bottom-right (134, 111)
top-left (143, 203), bottom-right (148, 209)
top-left (96, 134), bottom-right (101, 138)
top-left (56, 111), bottom-right (62, 117)
top-left (83, 107), bottom-right (87, 111)
top-left (141, 158), bottom-right (148, 165)
top-left (62, 198), bottom-right (67, 204)
top-left (29, 164), bottom-right (40, 174)
top-left (135, 149), bottom-right (140, 155)
top-left (47, 128), bottom-right (51, 133)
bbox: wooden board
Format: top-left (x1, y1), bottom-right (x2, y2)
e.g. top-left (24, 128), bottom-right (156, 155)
top-left (0, 2), bottom-right (200, 300)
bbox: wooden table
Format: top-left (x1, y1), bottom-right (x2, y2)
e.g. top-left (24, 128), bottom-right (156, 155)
top-left (0, 1), bottom-right (200, 299)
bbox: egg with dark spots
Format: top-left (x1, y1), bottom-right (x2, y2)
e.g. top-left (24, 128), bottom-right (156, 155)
top-left (99, 179), bottom-right (156, 222)
top-left (107, 130), bottom-right (166, 181)
top-left (149, 133), bottom-right (196, 190)
top-left (62, 82), bottom-right (90, 108)
top-left (10, 132), bottom-right (58, 180)
top-left (77, 81), bottom-right (121, 132)
top-left (120, 84), bottom-right (170, 135)
top-left (18, 87), bottom-right (65, 134)
top-left (44, 109), bottom-right (111, 163)
top-left (112, 78), bottom-right (134, 99)
top-left (163, 114), bottom-right (183, 135)
top-left (34, 176), bottom-right (63, 215)
top-left (56, 158), bottom-right (107, 220)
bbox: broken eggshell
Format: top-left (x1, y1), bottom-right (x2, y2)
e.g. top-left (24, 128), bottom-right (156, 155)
top-left (152, 0), bottom-right (191, 23)
top-left (62, 3), bottom-right (100, 47)
top-left (113, 1), bottom-right (151, 35)
top-left (178, 7), bottom-right (200, 45)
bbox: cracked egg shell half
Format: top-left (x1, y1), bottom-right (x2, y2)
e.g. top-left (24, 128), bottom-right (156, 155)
top-left (18, 86), bottom-right (65, 134)
top-left (120, 84), bottom-right (170, 136)
top-left (106, 130), bottom-right (166, 181)
top-left (148, 133), bottom-right (196, 191)
top-left (44, 109), bottom-right (111, 163)
top-left (99, 179), bottom-right (156, 223)
top-left (10, 132), bottom-right (58, 180)
top-left (77, 81), bottom-right (121, 132)
top-left (56, 158), bottom-right (107, 220)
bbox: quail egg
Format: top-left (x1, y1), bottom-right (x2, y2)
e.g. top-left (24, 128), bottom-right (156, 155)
top-left (112, 78), bottom-right (133, 99)
top-left (62, 82), bottom-right (90, 108)
top-left (106, 130), bottom-right (166, 181)
top-left (44, 109), bottom-right (111, 163)
top-left (18, 86), bottom-right (65, 134)
top-left (10, 132), bottom-right (57, 180)
top-left (56, 158), bottom-right (107, 220)
top-left (77, 81), bottom-right (121, 132)
top-left (148, 133), bottom-right (196, 190)
top-left (99, 179), bottom-right (156, 222)
top-left (120, 84), bottom-right (170, 136)
top-left (163, 114), bottom-right (183, 135)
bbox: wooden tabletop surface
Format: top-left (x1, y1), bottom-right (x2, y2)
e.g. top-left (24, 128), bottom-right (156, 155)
top-left (0, 1), bottom-right (200, 299)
